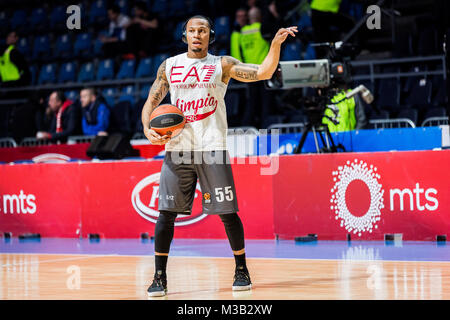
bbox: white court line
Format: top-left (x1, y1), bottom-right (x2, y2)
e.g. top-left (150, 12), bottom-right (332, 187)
top-left (2, 252), bottom-right (450, 264)
top-left (0, 254), bottom-right (100, 268)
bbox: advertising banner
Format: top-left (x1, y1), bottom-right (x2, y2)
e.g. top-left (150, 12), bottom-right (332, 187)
top-left (273, 150), bottom-right (450, 240)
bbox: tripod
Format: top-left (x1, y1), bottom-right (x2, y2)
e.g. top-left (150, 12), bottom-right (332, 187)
top-left (293, 88), bottom-right (346, 154)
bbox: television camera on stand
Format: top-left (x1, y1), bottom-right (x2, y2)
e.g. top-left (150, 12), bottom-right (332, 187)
top-left (265, 42), bottom-right (374, 154)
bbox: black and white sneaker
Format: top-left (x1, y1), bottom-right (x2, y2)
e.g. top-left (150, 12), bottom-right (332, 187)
top-left (147, 271), bottom-right (167, 297)
top-left (232, 267), bottom-right (252, 291)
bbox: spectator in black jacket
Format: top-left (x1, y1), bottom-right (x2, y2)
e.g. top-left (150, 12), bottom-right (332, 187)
top-left (36, 91), bottom-right (81, 143)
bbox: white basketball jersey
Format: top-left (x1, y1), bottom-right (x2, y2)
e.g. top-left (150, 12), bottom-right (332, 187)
top-left (164, 53), bottom-right (228, 151)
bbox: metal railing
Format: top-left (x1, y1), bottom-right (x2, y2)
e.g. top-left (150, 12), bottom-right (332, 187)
top-left (0, 137), bottom-right (17, 147)
top-left (267, 122), bottom-right (306, 134)
top-left (421, 116), bottom-right (449, 127)
top-left (67, 135), bottom-right (97, 144)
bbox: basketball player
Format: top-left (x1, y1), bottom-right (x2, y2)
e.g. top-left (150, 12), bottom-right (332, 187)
top-left (142, 15), bottom-right (297, 297)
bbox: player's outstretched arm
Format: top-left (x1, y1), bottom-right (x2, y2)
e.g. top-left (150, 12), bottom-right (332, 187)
top-left (223, 26), bottom-right (298, 83)
top-left (142, 59), bottom-right (170, 145)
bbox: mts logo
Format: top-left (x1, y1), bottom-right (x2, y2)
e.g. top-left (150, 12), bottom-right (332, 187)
top-left (389, 183), bottom-right (438, 212)
top-left (0, 190), bottom-right (37, 214)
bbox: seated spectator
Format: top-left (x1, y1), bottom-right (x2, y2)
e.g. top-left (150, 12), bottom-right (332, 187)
top-left (80, 87), bottom-right (110, 136)
top-left (36, 91), bottom-right (81, 143)
top-left (99, 5), bottom-right (130, 58)
top-left (0, 31), bottom-right (31, 89)
top-left (124, 1), bottom-right (160, 57)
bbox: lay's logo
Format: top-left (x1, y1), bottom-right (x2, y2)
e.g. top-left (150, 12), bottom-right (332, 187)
top-left (131, 173), bottom-right (207, 226)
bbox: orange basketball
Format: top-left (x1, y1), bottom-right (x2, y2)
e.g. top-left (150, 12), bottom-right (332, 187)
top-left (149, 104), bottom-right (186, 138)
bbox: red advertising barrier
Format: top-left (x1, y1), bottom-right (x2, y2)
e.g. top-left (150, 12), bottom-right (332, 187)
top-left (0, 163), bottom-right (82, 237)
top-left (0, 143), bottom-right (164, 162)
top-left (273, 150), bottom-right (450, 241)
top-left (0, 159), bottom-right (274, 239)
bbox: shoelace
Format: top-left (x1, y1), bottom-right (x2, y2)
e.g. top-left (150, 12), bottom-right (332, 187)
top-left (234, 270), bottom-right (250, 282)
top-left (151, 277), bottom-right (166, 289)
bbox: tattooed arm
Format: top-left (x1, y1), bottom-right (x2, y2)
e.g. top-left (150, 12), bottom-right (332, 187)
top-left (141, 59), bottom-right (170, 145)
top-left (222, 26), bottom-right (298, 84)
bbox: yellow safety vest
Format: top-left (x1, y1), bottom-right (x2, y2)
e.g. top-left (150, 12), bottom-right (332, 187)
top-left (239, 22), bottom-right (270, 64)
top-left (310, 0), bottom-right (342, 13)
top-left (322, 89), bottom-right (356, 132)
top-left (0, 45), bottom-right (21, 82)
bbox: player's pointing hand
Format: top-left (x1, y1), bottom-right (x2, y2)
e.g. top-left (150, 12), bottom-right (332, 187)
top-left (272, 26), bottom-right (298, 46)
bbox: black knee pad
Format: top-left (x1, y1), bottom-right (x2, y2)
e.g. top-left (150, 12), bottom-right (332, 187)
top-left (219, 213), bottom-right (245, 251)
top-left (154, 211), bottom-right (177, 253)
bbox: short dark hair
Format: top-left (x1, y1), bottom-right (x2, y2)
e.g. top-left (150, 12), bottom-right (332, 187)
top-left (54, 90), bottom-right (66, 103)
top-left (185, 15), bottom-right (213, 30)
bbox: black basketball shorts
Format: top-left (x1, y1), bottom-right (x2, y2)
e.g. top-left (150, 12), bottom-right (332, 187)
top-left (158, 150), bottom-right (239, 215)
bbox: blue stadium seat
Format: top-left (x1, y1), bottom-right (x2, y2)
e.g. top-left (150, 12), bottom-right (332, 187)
top-left (50, 6), bottom-right (66, 30)
top-left (281, 41), bottom-right (302, 61)
top-left (38, 63), bottom-right (57, 84)
top-left (10, 10), bottom-right (27, 30)
top-left (119, 85), bottom-right (136, 104)
top-left (170, 0), bottom-right (185, 17)
top-left (58, 62), bottom-right (77, 83)
top-left (109, 100), bottom-right (133, 134)
top-left (151, 53), bottom-right (169, 77)
top-left (29, 64), bottom-right (38, 85)
top-left (225, 91), bottom-right (240, 118)
top-left (0, 11), bottom-right (9, 30)
top-left (135, 57), bottom-right (153, 78)
top-left (30, 8), bottom-right (47, 31)
top-left (74, 33), bottom-right (93, 58)
top-left (152, 0), bottom-right (169, 18)
top-left (65, 90), bottom-right (79, 102)
top-left (304, 44), bottom-right (316, 60)
top-left (116, 59), bottom-right (136, 80)
top-left (55, 34), bottom-right (73, 60)
top-left (376, 78), bottom-right (400, 110)
top-left (403, 78), bottom-right (432, 107)
top-left (102, 87), bottom-right (118, 107)
top-left (140, 84), bottom-right (151, 99)
top-left (115, 0), bottom-right (130, 15)
top-left (173, 21), bottom-right (184, 43)
top-left (297, 13), bottom-right (312, 29)
top-left (17, 36), bottom-right (31, 59)
top-left (32, 35), bottom-right (51, 61)
top-left (431, 76), bottom-right (447, 106)
top-left (96, 59), bottom-right (115, 81)
top-left (78, 62), bottom-right (95, 83)
top-left (90, 0), bottom-right (108, 26)
top-left (214, 16), bottom-right (230, 43)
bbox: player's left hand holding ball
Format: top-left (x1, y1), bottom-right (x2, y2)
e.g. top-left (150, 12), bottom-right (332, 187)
top-left (144, 127), bottom-right (170, 145)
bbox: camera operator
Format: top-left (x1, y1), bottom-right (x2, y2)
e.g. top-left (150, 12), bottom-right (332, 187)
top-left (321, 82), bottom-right (367, 132)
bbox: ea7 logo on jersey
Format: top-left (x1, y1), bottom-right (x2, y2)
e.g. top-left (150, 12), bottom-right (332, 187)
top-left (170, 65), bottom-right (216, 83)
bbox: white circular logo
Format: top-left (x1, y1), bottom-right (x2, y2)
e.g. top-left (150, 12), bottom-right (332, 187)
top-left (330, 159), bottom-right (384, 236)
top-left (131, 173), bottom-right (208, 226)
